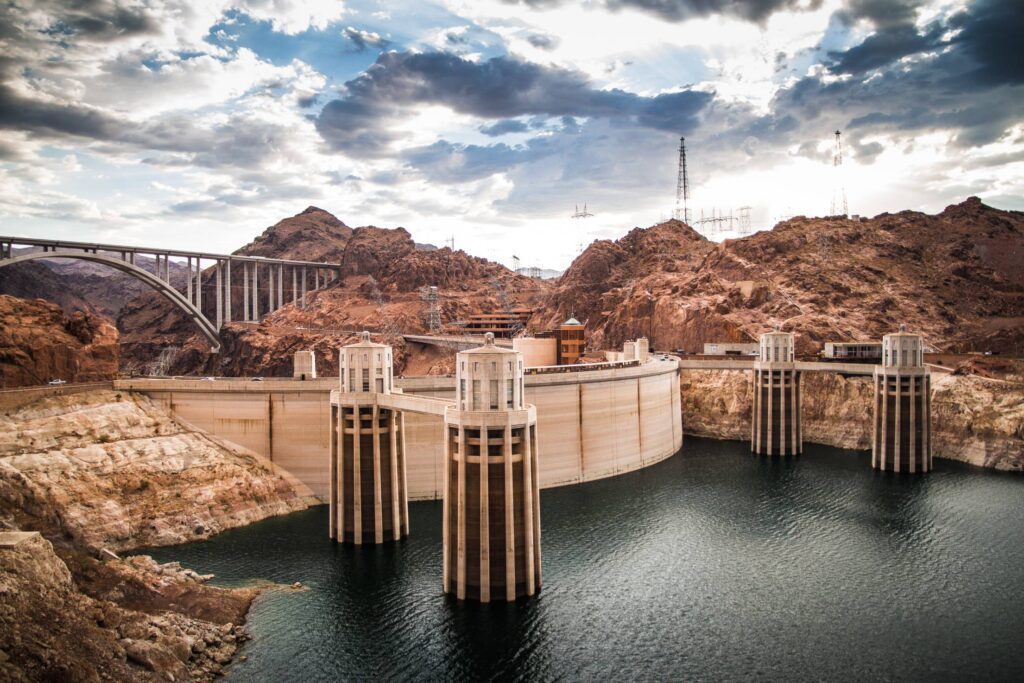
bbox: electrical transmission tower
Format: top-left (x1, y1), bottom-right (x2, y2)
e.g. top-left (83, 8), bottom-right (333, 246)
top-left (419, 285), bottom-right (443, 335)
top-left (490, 277), bottom-right (525, 338)
top-left (366, 275), bottom-right (403, 344)
top-left (674, 136), bottom-right (690, 224)
top-left (830, 130), bottom-right (848, 217)
top-left (737, 206), bottom-right (752, 234)
top-left (445, 236), bottom-right (455, 250)
top-left (571, 203), bottom-right (594, 219)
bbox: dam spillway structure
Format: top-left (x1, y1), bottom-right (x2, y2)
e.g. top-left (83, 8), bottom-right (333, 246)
top-left (443, 333), bottom-right (542, 603)
top-left (751, 330), bottom-right (802, 456)
top-left (328, 332), bottom-right (409, 544)
top-left (872, 329), bottom-right (932, 473)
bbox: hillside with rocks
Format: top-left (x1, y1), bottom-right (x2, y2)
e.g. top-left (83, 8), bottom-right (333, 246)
top-left (540, 197), bottom-right (1024, 355)
top-left (0, 295), bottom-right (119, 388)
top-left (118, 207), bottom-right (549, 377)
top-left (0, 250), bottom-right (189, 318)
top-left (0, 389), bottom-right (316, 681)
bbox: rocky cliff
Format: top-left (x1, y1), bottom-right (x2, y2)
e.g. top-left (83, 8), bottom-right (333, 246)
top-left (0, 390), bottom-right (317, 681)
top-left (0, 530), bottom-right (266, 681)
top-left (0, 250), bottom-right (189, 319)
top-left (0, 295), bottom-right (119, 388)
top-left (541, 198), bottom-right (1024, 355)
top-left (680, 369), bottom-right (1024, 471)
top-left (118, 207), bottom-right (549, 377)
top-left (0, 390), bottom-right (315, 551)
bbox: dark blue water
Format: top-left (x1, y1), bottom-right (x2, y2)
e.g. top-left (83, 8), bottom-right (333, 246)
top-left (148, 439), bottom-right (1024, 681)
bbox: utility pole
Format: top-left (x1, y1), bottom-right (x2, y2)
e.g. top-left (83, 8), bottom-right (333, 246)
top-left (831, 130), bottom-right (848, 217)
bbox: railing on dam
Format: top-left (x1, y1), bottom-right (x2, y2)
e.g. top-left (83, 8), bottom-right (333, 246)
top-left (525, 359), bottom-right (641, 375)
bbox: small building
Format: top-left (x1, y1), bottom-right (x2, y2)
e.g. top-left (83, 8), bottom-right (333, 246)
top-left (460, 308), bottom-right (533, 338)
top-left (293, 349), bottom-right (317, 379)
top-left (535, 317), bottom-right (587, 365)
top-left (703, 342), bottom-right (759, 356)
top-left (823, 342), bottom-right (882, 361)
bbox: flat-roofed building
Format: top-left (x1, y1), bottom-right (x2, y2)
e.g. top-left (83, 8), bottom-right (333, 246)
top-left (703, 342), bottom-right (759, 356)
top-left (823, 342), bottom-right (882, 361)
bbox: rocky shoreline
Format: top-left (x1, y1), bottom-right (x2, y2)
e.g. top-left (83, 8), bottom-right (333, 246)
top-left (0, 390), bottom-right (317, 681)
top-left (680, 369), bottom-right (1024, 471)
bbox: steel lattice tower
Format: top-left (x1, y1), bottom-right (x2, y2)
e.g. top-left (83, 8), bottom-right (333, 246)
top-left (675, 136), bottom-right (691, 224)
top-left (830, 130), bottom-right (848, 217)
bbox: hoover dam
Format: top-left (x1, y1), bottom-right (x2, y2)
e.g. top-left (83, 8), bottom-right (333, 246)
top-left (114, 353), bottom-right (683, 501)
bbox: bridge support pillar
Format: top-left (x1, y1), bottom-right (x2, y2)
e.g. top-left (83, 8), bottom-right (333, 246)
top-left (751, 331), bottom-right (802, 456)
top-left (186, 257), bottom-right (192, 303)
top-left (252, 262), bottom-right (259, 319)
top-left (872, 330), bottom-right (931, 473)
top-left (242, 262), bottom-right (250, 321)
top-left (292, 266), bottom-right (297, 303)
top-left (443, 333), bottom-right (541, 602)
top-left (329, 332), bottom-right (408, 544)
top-left (225, 259), bottom-right (231, 323)
top-left (194, 258), bottom-right (202, 314)
top-left (301, 266), bottom-right (307, 309)
top-left (215, 261), bottom-right (223, 330)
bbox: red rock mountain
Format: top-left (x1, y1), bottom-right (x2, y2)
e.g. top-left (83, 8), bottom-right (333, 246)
top-left (538, 197), bottom-right (1024, 355)
top-left (117, 207), bottom-right (548, 376)
top-left (0, 295), bottom-right (119, 387)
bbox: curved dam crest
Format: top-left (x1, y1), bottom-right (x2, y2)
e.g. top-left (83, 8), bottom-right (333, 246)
top-left (115, 356), bottom-right (683, 501)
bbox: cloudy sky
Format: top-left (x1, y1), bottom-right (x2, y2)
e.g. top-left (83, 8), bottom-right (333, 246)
top-left (0, 0), bottom-right (1021, 269)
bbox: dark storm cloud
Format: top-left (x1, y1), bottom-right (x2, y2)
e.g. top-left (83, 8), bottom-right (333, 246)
top-left (34, 0), bottom-right (160, 41)
top-left (315, 51), bottom-right (712, 153)
top-left (0, 84), bottom-right (118, 138)
top-left (480, 119), bottom-right (531, 136)
top-left (827, 23), bottom-right (942, 75)
top-left (502, 0), bottom-right (821, 23)
top-left (750, 0), bottom-right (1024, 153)
top-left (403, 139), bottom-right (556, 182)
top-left (837, 0), bottom-right (923, 28)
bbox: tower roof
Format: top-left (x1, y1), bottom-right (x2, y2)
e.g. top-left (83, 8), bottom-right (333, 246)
top-left (462, 332), bottom-right (517, 355)
top-left (562, 317), bottom-right (582, 326)
top-left (344, 330), bottom-right (389, 349)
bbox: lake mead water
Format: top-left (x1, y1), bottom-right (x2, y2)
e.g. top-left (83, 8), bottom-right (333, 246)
top-left (149, 438), bottom-right (1024, 681)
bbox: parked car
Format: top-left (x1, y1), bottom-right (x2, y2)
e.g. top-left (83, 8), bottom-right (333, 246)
top-left (48, 379), bottom-right (66, 385)
top-left (251, 377), bottom-right (264, 381)
top-left (201, 377), bottom-right (216, 381)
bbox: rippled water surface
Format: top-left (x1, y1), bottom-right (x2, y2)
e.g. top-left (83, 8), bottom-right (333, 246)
top-left (149, 439), bottom-right (1024, 681)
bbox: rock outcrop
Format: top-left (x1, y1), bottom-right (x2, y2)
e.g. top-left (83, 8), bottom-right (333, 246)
top-left (540, 198), bottom-right (1024, 355)
top-left (118, 207), bottom-right (549, 377)
top-left (680, 369), bottom-right (1024, 471)
top-left (0, 390), bottom-right (316, 551)
top-left (0, 530), bottom-right (262, 682)
top-left (0, 295), bottom-right (119, 388)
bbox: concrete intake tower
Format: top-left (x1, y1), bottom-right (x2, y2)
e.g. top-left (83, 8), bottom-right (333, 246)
top-left (751, 331), bottom-right (802, 456)
top-left (443, 333), bottom-right (542, 602)
top-left (329, 332), bottom-right (409, 544)
top-left (872, 329), bottom-right (932, 473)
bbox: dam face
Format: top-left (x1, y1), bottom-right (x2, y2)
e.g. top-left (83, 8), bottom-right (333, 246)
top-left (115, 356), bottom-right (683, 501)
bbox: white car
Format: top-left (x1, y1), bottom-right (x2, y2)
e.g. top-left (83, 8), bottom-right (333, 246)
top-left (48, 379), bottom-right (66, 385)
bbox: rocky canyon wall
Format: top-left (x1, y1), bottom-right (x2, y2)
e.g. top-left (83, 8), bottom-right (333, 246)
top-left (0, 390), bottom-right (317, 552)
top-left (680, 370), bottom-right (1024, 471)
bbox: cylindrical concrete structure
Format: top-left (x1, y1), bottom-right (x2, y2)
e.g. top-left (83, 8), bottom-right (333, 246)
top-left (444, 333), bottom-right (541, 602)
top-left (329, 332), bottom-right (408, 544)
top-left (751, 331), bottom-right (801, 456)
top-left (872, 329), bottom-right (931, 473)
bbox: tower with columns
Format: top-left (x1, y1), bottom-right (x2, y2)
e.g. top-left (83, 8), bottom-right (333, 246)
top-left (751, 330), bottom-right (802, 456)
top-left (443, 333), bottom-right (542, 602)
top-left (872, 329), bottom-right (931, 472)
top-left (328, 332), bottom-right (409, 544)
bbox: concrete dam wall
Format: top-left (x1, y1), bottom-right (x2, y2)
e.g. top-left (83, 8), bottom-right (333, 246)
top-left (115, 357), bottom-right (683, 500)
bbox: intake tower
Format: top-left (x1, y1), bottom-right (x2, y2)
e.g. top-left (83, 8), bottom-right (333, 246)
top-left (443, 333), bottom-right (542, 602)
top-left (872, 329), bottom-right (932, 473)
top-left (329, 332), bottom-right (409, 544)
top-left (751, 330), bottom-right (802, 456)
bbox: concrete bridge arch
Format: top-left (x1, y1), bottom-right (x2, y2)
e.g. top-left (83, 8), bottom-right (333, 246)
top-left (0, 251), bottom-right (221, 352)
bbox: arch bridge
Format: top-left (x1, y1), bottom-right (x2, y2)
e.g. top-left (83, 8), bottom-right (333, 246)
top-left (0, 235), bottom-right (343, 353)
